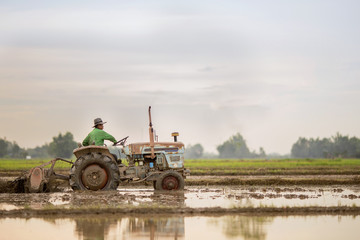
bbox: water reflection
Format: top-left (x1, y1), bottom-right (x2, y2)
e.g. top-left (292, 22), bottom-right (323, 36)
top-left (208, 216), bottom-right (273, 240)
top-left (75, 217), bottom-right (118, 240)
top-left (126, 217), bottom-right (184, 239)
top-left (74, 216), bottom-right (184, 240)
top-left (0, 215), bottom-right (359, 240)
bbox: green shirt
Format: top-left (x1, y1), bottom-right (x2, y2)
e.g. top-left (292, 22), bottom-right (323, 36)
top-left (82, 128), bottom-right (117, 146)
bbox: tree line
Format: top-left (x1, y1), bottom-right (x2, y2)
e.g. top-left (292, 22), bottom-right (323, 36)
top-left (186, 132), bottom-right (360, 159)
top-left (0, 138), bottom-right (26, 158)
top-left (1, 131), bottom-right (359, 159)
top-left (185, 133), bottom-right (266, 159)
top-left (291, 133), bottom-right (360, 158)
top-left (0, 132), bottom-right (77, 159)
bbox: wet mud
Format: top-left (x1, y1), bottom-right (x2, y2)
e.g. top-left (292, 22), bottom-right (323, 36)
top-left (0, 179), bottom-right (24, 194)
top-left (1, 171), bottom-right (360, 218)
top-left (192, 168), bottom-right (360, 176)
top-left (1, 174), bottom-right (360, 194)
top-left (186, 175), bottom-right (360, 186)
top-left (2, 205), bottom-right (360, 217)
top-left (1, 185), bottom-right (360, 217)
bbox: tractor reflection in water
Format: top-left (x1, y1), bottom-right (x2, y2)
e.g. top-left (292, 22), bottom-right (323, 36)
top-left (74, 217), bottom-right (185, 240)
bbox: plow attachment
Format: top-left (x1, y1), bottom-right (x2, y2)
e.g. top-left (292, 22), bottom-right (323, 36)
top-left (10, 158), bottom-right (73, 193)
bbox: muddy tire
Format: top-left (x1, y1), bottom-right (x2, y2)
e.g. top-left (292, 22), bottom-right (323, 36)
top-left (69, 153), bottom-right (120, 191)
top-left (155, 170), bottom-right (184, 191)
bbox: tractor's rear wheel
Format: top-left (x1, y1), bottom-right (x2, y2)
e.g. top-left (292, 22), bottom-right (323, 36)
top-left (69, 153), bottom-right (120, 191)
top-left (155, 170), bottom-right (184, 191)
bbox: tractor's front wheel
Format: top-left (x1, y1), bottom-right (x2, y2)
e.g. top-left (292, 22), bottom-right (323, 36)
top-left (69, 153), bottom-right (120, 191)
top-left (155, 170), bottom-right (184, 191)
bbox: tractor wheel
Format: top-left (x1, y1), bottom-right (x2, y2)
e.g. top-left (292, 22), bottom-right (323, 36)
top-left (155, 170), bottom-right (184, 191)
top-left (69, 153), bottom-right (120, 191)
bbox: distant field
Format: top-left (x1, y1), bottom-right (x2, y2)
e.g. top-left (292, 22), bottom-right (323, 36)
top-left (185, 158), bottom-right (360, 175)
top-left (185, 158), bottom-right (360, 168)
top-left (0, 158), bottom-right (359, 175)
top-left (0, 158), bottom-right (73, 171)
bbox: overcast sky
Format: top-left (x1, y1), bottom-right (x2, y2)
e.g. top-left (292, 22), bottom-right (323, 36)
top-left (1, 0), bottom-right (359, 154)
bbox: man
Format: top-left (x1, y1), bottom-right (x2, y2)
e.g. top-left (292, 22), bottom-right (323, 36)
top-left (82, 118), bottom-right (117, 146)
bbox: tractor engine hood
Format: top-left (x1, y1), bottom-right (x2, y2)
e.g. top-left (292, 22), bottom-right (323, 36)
top-left (124, 142), bottom-right (185, 155)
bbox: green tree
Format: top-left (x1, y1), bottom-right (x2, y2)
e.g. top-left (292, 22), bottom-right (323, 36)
top-left (349, 137), bottom-right (360, 158)
top-left (0, 138), bottom-right (27, 158)
top-left (258, 147), bottom-right (266, 158)
top-left (291, 133), bottom-right (360, 158)
top-left (27, 144), bottom-right (50, 158)
top-left (291, 137), bottom-right (310, 158)
top-left (48, 132), bottom-right (77, 158)
top-left (217, 133), bottom-right (251, 158)
top-left (11, 142), bottom-right (20, 156)
top-left (9, 141), bottom-right (27, 158)
top-left (185, 143), bottom-right (204, 159)
top-left (0, 138), bottom-right (8, 157)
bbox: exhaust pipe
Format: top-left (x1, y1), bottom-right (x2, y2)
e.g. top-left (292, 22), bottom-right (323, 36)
top-left (148, 106), bottom-right (155, 159)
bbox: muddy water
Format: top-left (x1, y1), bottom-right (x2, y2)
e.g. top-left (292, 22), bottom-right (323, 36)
top-left (0, 215), bottom-right (359, 240)
top-left (1, 185), bottom-right (359, 239)
top-left (122, 185), bottom-right (360, 208)
top-left (1, 186), bottom-right (359, 210)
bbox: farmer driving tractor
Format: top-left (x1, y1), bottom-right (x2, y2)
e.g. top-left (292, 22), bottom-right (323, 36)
top-left (82, 118), bottom-right (117, 146)
top-left (11, 107), bottom-right (188, 193)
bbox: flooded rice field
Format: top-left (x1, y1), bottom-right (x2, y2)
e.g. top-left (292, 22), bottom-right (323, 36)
top-left (1, 177), bottom-right (359, 239)
top-left (1, 185), bottom-right (359, 211)
top-left (1, 215), bottom-right (359, 240)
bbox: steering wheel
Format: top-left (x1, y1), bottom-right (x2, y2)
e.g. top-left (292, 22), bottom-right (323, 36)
top-left (113, 136), bottom-right (129, 146)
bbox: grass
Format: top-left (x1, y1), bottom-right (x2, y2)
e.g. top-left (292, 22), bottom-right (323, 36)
top-left (0, 158), bottom-right (73, 170)
top-left (184, 158), bottom-right (360, 175)
top-left (184, 158), bottom-right (360, 169)
top-left (0, 158), bottom-right (359, 175)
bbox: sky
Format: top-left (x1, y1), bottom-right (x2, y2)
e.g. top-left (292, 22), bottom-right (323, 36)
top-left (0, 0), bottom-right (360, 154)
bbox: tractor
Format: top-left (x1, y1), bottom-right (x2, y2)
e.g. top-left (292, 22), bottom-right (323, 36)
top-left (15, 107), bottom-right (189, 193)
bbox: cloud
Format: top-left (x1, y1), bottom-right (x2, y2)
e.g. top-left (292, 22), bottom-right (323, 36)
top-left (1, 1), bottom-right (360, 154)
top-left (198, 66), bottom-right (214, 72)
